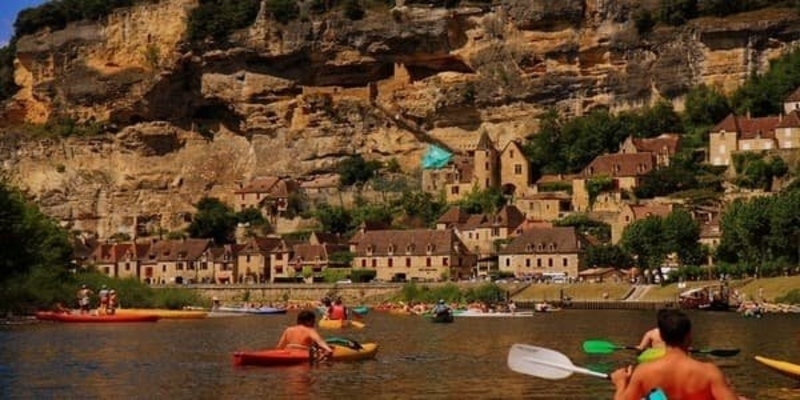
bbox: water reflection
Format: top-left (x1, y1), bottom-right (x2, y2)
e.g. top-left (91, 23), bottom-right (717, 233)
top-left (1, 310), bottom-right (798, 399)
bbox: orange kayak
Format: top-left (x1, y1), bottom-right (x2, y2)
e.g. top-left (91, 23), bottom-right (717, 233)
top-left (35, 311), bottom-right (159, 323)
top-left (233, 343), bottom-right (378, 367)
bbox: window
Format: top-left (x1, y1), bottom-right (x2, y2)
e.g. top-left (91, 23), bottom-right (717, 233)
top-left (103, 267), bottom-right (110, 275)
top-left (201, 262), bottom-right (208, 270)
top-left (177, 262), bottom-right (184, 270)
top-left (537, 259), bottom-right (542, 267)
top-left (492, 228), bottom-right (499, 237)
top-left (443, 257), bottom-right (448, 266)
top-left (526, 243), bottom-right (533, 252)
top-left (388, 258), bottom-right (393, 268)
top-left (406, 258), bottom-right (411, 267)
top-left (510, 150), bottom-right (514, 158)
top-left (371, 259), bottom-right (377, 268)
top-left (361, 259), bottom-right (367, 268)
top-left (485, 162), bottom-right (489, 170)
top-left (426, 257), bottom-right (432, 267)
top-left (162, 265), bottom-right (167, 272)
top-left (276, 253), bottom-right (282, 260)
top-left (426, 244), bottom-right (434, 253)
top-left (563, 258), bottom-right (568, 267)
top-left (451, 186), bottom-right (460, 195)
top-left (125, 263), bottom-right (131, 271)
top-left (505, 258), bottom-right (510, 267)
top-left (246, 255), bottom-right (251, 263)
top-left (548, 258), bottom-right (553, 267)
top-left (525, 259), bottom-right (530, 267)
top-left (514, 164), bottom-right (522, 175)
top-left (388, 244), bottom-right (395, 255)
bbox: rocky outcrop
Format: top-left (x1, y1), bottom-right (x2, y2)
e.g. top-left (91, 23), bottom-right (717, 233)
top-left (3, 0), bottom-right (800, 237)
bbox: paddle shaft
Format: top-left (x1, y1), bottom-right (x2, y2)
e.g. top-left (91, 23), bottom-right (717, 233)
top-left (523, 357), bottom-right (609, 379)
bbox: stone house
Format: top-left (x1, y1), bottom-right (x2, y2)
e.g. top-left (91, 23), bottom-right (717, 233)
top-left (116, 242), bottom-right (151, 281)
top-left (498, 227), bottom-right (587, 279)
top-left (708, 114), bottom-right (782, 167)
top-left (694, 206), bottom-right (722, 266)
top-left (87, 243), bottom-right (125, 278)
top-left (206, 244), bottom-right (241, 284)
top-left (572, 153), bottom-right (657, 212)
top-left (611, 203), bottom-right (674, 244)
top-left (499, 140), bottom-right (531, 198)
top-left (514, 192), bottom-right (572, 222)
top-left (268, 238), bottom-right (305, 283)
top-left (234, 176), bottom-right (299, 219)
top-left (435, 207), bottom-right (470, 230)
top-left (454, 205), bottom-right (526, 257)
top-left (236, 236), bottom-right (282, 283)
top-left (618, 133), bottom-right (681, 167)
top-left (289, 242), bottom-right (351, 283)
top-left (351, 229), bottom-right (476, 282)
top-left (140, 239), bottom-right (212, 285)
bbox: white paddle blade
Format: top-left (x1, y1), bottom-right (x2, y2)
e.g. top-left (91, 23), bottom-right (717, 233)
top-left (508, 344), bottom-right (574, 380)
top-left (508, 344), bottom-right (610, 380)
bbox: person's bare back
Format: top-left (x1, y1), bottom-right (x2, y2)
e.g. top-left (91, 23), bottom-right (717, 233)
top-left (637, 328), bottom-right (666, 351)
top-left (614, 349), bottom-right (739, 400)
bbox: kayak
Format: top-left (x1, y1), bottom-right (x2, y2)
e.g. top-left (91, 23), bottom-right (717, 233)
top-left (455, 310), bottom-right (534, 318)
top-left (755, 356), bottom-right (800, 380)
top-left (214, 306), bottom-right (287, 315)
top-left (318, 318), bottom-right (366, 330)
top-left (351, 306), bottom-right (369, 315)
top-left (233, 342), bottom-right (378, 367)
top-left (430, 311), bottom-right (454, 323)
top-left (35, 311), bottom-right (159, 323)
top-left (115, 309), bottom-right (208, 320)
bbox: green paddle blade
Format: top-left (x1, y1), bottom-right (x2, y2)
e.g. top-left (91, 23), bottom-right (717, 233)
top-left (582, 340), bottom-right (619, 354)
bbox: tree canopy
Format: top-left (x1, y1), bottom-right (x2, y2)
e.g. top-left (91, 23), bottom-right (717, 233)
top-left (187, 197), bottom-right (237, 244)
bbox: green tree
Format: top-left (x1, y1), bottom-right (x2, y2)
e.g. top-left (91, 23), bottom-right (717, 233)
top-left (187, 197), bottom-right (237, 244)
top-left (662, 209), bottom-right (702, 266)
top-left (683, 84), bottom-right (731, 129)
top-left (584, 244), bottom-right (634, 269)
top-left (188, 0), bottom-right (262, 42)
top-left (456, 187), bottom-right (507, 214)
top-left (337, 155), bottom-right (382, 187)
top-left (395, 191), bottom-right (447, 227)
top-left (730, 49), bottom-right (800, 117)
top-left (313, 203), bottom-right (353, 235)
top-left (554, 214), bottom-right (611, 243)
top-left (620, 216), bottom-right (667, 270)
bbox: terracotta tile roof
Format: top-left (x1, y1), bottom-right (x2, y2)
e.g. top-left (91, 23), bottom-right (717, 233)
top-left (699, 214), bottom-right (721, 239)
top-left (631, 134), bottom-right (681, 155)
top-left (491, 205), bottom-right (526, 230)
top-left (235, 176), bottom-right (280, 194)
top-left (460, 214), bottom-right (489, 230)
top-left (582, 153), bottom-right (656, 178)
top-left (354, 229), bottom-right (472, 257)
top-left (630, 204), bottom-right (673, 220)
top-left (290, 244), bottom-right (328, 262)
top-left (310, 232), bottom-right (345, 245)
top-left (500, 227), bottom-right (583, 254)
top-left (120, 242), bottom-right (151, 261)
top-left (786, 86), bottom-right (800, 103)
top-left (209, 244), bottom-right (241, 262)
top-left (711, 114), bottom-right (780, 139)
top-left (513, 219), bottom-right (554, 234)
top-left (240, 237), bottom-right (282, 255)
top-left (438, 207), bottom-right (470, 225)
top-left (519, 192), bottom-right (572, 201)
top-left (89, 243), bottom-right (126, 263)
top-left (536, 174), bottom-right (579, 184)
top-left (776, 111), bottom-right (800, 129)
top-left (144, 239), bottom-right (211, 262)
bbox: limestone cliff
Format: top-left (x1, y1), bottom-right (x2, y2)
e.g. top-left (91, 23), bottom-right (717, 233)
top-left (2, 0), bottom-right (800, 238)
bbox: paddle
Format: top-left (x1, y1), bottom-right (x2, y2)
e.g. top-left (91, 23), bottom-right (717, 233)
top-left (507, 343), bottom-right (609, 380)
top-left (638, 347), bottom-right (741, 363)
top-left (582, 340), bottom-right (639, 354)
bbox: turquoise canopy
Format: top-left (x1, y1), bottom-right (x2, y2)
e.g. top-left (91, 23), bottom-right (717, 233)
top-left (421, 145), bottom-right (452, 169)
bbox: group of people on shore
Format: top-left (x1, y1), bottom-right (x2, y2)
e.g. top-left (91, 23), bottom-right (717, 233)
top-left (74, 284), bottom-right (118, 315)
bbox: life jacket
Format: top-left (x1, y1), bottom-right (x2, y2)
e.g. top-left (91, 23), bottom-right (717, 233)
top-left (329, 305), bottom-right (347, 320)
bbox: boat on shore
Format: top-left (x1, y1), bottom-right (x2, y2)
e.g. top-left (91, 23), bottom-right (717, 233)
top-left (35, 311), bottom-right (159, 323)
top-left (115, 309), bottom-right (207, 320)
top-left (214, 306), bottom-right (287, 315)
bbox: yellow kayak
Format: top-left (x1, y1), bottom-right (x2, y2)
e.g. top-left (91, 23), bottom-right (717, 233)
top-left (115, 309), bottom-right (208, 320)
top-left (330, 342), bottom-right (378, 361)
top-left (755, 356), bottom-right (800, 380)
top-left (318, 318), bottom-right (365, 330)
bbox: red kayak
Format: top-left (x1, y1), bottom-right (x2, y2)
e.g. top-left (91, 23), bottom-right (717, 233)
top-left (35, 311), bottom-right (159, 323)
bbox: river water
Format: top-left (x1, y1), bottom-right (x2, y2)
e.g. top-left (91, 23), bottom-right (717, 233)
top-left (1, 310), bottom-right (798, 399)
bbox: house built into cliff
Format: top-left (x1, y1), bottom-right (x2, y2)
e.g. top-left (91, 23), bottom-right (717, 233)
top-left (234, 176), bottom-right (299, 221)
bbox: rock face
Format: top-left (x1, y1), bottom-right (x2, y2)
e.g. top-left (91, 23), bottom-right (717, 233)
top-left (2, 0), bottom-right (800, 237)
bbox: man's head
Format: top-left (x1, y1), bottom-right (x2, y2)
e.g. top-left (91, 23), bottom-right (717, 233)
top-left (297, 310), bottom-right (317, 327)
top-left (657, 309), bottom-right (692, 348)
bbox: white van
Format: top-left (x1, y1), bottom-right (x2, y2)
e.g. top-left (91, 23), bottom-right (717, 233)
top-left (543, 272), bottom-right (567, 284)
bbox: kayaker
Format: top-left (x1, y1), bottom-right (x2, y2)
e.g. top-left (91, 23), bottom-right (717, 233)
top-left (107, 290), bottom-right (118, 315)
top-left (276, 310), bottom-right (334, 355)
top-left (635, 326), bottom-right (665, 353)
top-left (610, 309), bottom-right (741, 400)
top-left (76, 284), bottom-right (92, 315)
top-left (431, 299), bottom-right (450, 316)
top-left (328, 298), bottom-right (348, 321)
top-left (98, 285), bottom-right (109, 315)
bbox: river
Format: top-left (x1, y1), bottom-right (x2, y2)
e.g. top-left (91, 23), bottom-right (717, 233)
top-left (1, 310), bottom-right (798, 399)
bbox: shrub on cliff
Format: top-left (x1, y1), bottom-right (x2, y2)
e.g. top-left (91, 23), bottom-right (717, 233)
top-left (188, 0), bottom-right (262, 42)
top-left (13, 0), bottom-right (159, 37)
top-left (0, 44), bottom-right (18, 102)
